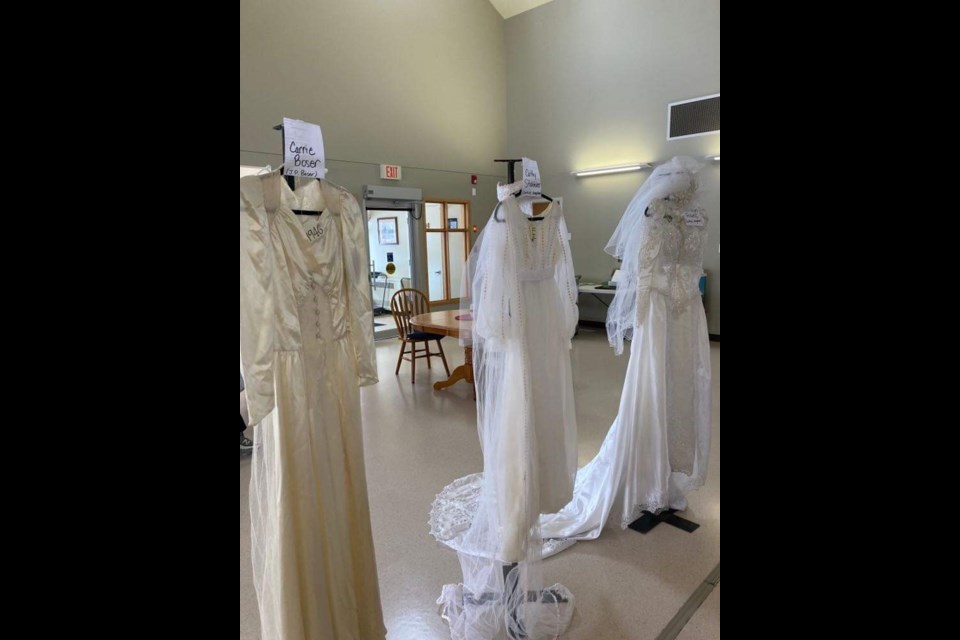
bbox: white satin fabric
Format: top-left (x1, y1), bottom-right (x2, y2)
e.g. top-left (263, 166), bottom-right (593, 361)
top-left (541, 158), bottom-right (712, 551)
top-left (494, 197), bottom-right (579, 521)
top-left (539, 293), bottom-right (711, 548)
top-left (432, 157), bottom-right (712, 563)
top-left (240, 171), bottom-right (384, 640)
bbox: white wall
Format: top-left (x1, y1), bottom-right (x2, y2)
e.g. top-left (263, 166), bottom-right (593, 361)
top-left (505, 0), bottom-right (721, 334)
top-left (241, 0), bottom-right (721, 328)
top-left (240, 0), bottom-right (508, 310)
top-left (240, 0), bottom-right (506, 176)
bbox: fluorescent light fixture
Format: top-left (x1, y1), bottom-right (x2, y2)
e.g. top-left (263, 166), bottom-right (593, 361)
top-left (573, 163), bottom-right (652, 178)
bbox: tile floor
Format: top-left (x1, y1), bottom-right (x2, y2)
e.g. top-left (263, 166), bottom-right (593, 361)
top-left (240, 326), bottom-right (720, 639)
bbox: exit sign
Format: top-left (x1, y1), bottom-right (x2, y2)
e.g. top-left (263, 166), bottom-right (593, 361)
top-left (380, 164), bottom-right (402, 181)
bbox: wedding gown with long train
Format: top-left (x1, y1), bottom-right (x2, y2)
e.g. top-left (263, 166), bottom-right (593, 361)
top-left (431, 157), bottom-right (712, 560)
top-left (240, 171), bottom-right (385, 640)
top-left (540, 159), bottom-right (712, 549)
top-left (434, 193), bottom-right (578, 640)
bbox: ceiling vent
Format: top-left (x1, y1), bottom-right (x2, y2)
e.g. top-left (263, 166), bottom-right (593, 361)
top-left (668, 94), bottom-right (720, 140)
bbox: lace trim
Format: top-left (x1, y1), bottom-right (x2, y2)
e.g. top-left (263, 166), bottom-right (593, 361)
top-left (428, 473), bottom-right (483, 548)
top-left (497, 184), bottom-right (535, 215)
top-left (663, 186), bottom-right (698, 212)
top-left (437, 582), bottom-right (575, 638)
top-left (542, 538), bottom-right (578, 558)
top-left (293, 273), bottom-right (329, 341)
top-left (621, 500), bottom-right (672, 529)
top-left (497, 181), bottom-right (525, 202)
top-left (293, 275), bottom-right (316, 310)
top-left (666, 292), bottom-right (705, 317)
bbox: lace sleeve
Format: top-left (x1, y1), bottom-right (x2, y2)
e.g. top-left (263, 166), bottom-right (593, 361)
top-left (472, 220), bottom-right (512, 349)
top-left (634, 229), bottom-right (663, 327)
top-left (555, 210), bottom-right (579, 343)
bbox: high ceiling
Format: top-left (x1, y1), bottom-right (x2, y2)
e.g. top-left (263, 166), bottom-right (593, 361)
top-left (488, 0), bottom-right (557, 20)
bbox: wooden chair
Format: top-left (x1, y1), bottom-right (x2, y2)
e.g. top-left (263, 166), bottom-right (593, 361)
top-left (391, 289), bottom-right (451, 384)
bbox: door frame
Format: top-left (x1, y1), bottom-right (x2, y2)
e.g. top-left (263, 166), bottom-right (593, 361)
top-left (362, 188), bottom-right (424, 341)
top-left (422, 199), bottom-right (472, 306)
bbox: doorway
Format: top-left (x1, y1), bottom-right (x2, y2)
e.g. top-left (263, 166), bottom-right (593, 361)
top-left (424, 201), bottom-right (470, 304)
top-left (362, 185), bottom-right (424, 341)
top-left (367, 209), bottom-right (414, 339)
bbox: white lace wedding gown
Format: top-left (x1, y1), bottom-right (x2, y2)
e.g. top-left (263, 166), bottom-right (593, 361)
top-left (431, 157), bottom-right (712, 561)
top-left (540, 163), bottom-right (712, 550)
top-left (240, 172), bottom-right (385, 640)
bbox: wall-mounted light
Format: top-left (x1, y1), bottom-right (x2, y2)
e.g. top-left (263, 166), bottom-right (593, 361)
top-left (706, 154), bottom-right (720, 162)
top-left (573, 163), bottom-right (653, 178)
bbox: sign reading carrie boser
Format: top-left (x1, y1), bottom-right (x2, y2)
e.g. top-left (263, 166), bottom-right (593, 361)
top-left (283, 118), bottom-right (326, 178)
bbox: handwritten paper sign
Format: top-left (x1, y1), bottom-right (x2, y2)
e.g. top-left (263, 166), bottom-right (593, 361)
top-left (305, 221), bottom-right (326, 244)
top-left (283, 118), bottom-right (326, 178)
top-left (521, 157), bottom-right (542, 198)
top-left (683, 210), bottom-right (706, 227)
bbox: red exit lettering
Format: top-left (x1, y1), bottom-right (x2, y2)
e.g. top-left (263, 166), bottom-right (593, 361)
top-left (381, 164), bottom-right (402, 180)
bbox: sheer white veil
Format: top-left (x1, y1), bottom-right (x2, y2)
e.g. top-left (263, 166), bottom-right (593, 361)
top-left (605, 156), bottom-right (703, 355)
top-left (441, 190), bottom-right (574, 640)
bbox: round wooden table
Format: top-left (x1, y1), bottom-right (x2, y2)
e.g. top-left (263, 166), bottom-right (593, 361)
top-left (410, 310), bottom-right (474, 393)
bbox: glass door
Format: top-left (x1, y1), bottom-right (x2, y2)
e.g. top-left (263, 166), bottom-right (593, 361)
top-left (368, 209), bottom-right (414, 340)
top-left (424, 201), bottom-right (470, 304)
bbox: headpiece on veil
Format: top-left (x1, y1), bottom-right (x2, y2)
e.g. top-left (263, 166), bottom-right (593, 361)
top-left (605, 156), bottom-right (704, 355)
